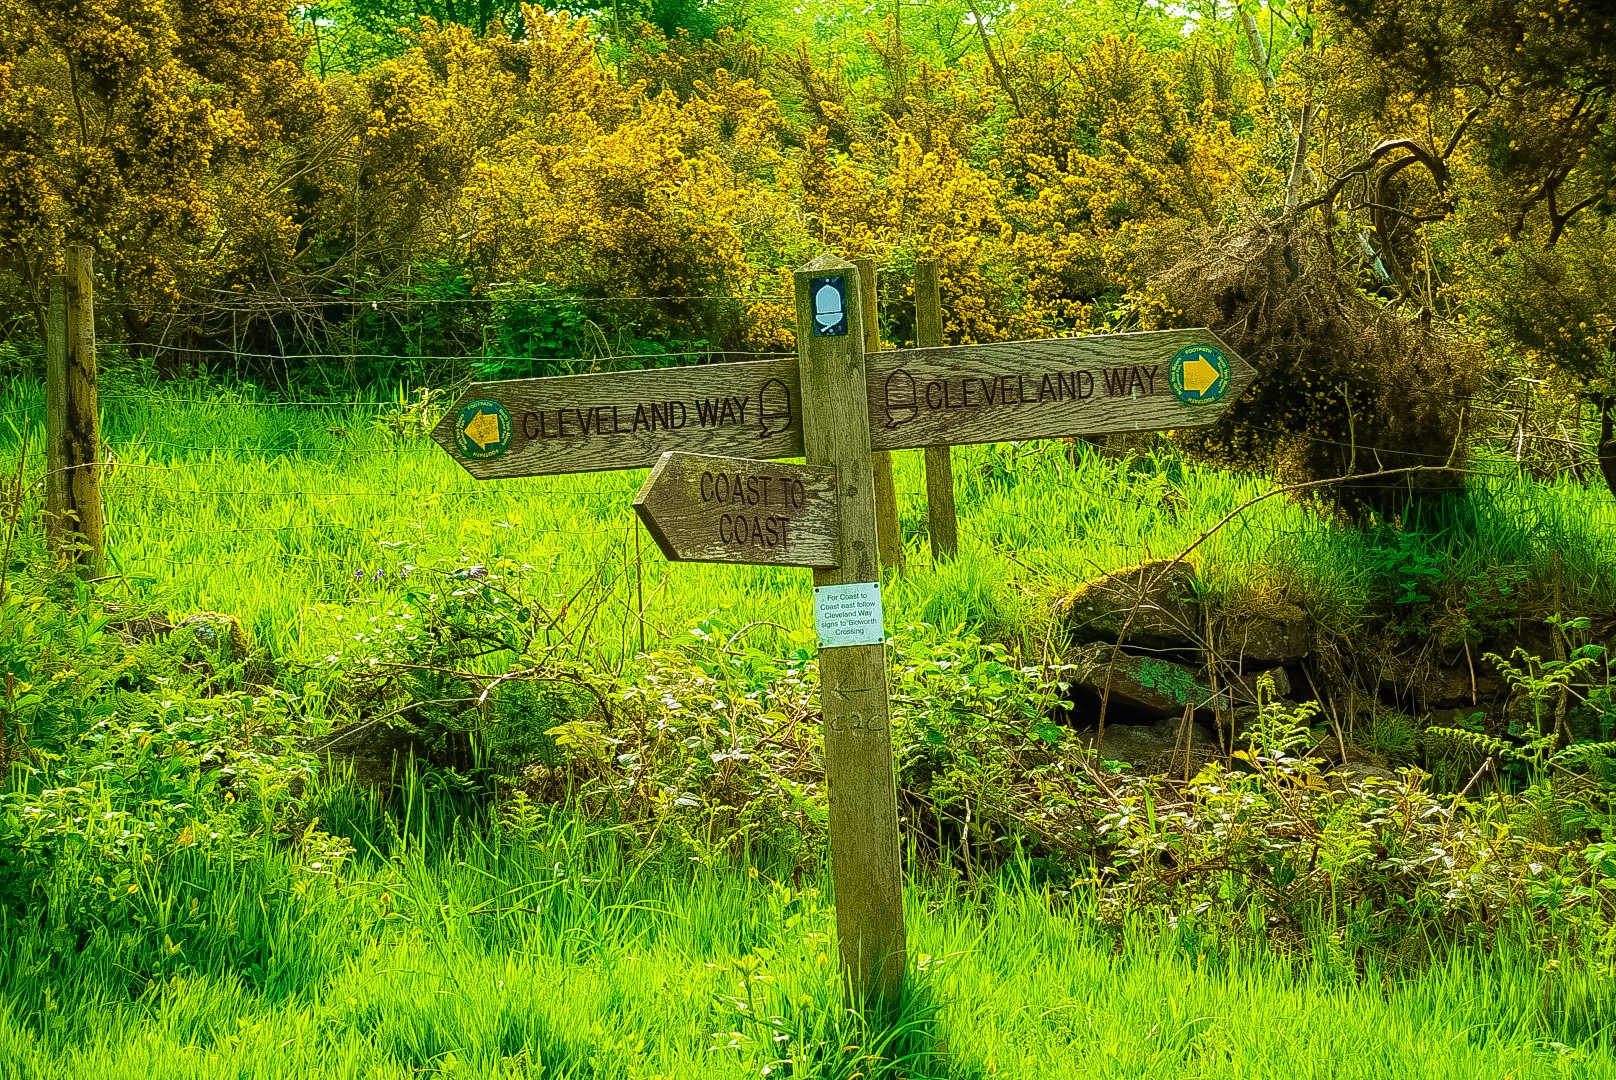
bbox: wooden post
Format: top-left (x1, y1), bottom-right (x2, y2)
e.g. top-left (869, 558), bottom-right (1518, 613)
top-left (45, 275), bottom-right (68, 547)
top-left (915, 259), bottom-right (958, 561)
top-left (795, 253), bottom-right (906, 1001)
top-left (46, 247), bottom-right (104, 576)
top-left (857, 257), bottom-right (905, 575)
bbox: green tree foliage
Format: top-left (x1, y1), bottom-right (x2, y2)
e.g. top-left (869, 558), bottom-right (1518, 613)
top-left (1316, 0), bottom-right (1616, 488)
top-left (0, 0), bottom-right (324, 333)
top-left (0, 0), bottom-right (1609, 506)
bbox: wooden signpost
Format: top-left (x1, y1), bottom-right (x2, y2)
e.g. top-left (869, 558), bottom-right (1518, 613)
top-left (865, 329), bottom-right (1248, 451)
top-left (430, 255), bottom-right (1255, 1001)
top-left (436, 358), bottom-right (804, 479)
top-left (793, 254), bottom-right (906, 999)
top-left (434, 334), bottom-right (1252, 482)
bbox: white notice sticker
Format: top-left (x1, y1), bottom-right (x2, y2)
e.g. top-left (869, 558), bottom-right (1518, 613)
top-left (813, 581), bottom-right (885, 649)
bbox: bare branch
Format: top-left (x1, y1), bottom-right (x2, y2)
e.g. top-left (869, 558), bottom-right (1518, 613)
top-left (964, 0), bottom-right (1023, 118)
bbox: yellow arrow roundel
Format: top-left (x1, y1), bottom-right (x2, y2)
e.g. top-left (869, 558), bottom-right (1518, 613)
top-left (455, 399), bottom-right (513, 460)
top-left (1169, 345), bottom-right (1230, 404)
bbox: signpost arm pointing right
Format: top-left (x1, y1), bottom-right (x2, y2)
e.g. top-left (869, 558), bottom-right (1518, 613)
top-left (796, 253), bottom-right (907, 1002)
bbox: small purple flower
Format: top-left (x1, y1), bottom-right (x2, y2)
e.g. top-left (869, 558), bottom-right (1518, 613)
top-left (400, 566), bottom-right (412, 580)
top-left (373, 568), bottom-right (385, 582)
top-left (354, 569), bottom-right (364, 582)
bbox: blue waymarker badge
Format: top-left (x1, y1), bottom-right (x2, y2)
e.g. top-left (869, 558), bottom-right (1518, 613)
top-left (809, 275), bottom-right (848, 337)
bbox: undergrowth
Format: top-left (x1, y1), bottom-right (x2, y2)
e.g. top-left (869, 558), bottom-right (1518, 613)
top-left (6, 557), bottom-right (1616, 982)
top-left (7, 388), bottom-right (1616, 1072)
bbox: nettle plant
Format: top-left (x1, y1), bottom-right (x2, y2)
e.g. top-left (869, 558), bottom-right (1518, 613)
top-left (888, 628), bottom-right (1083, 869)
top-left (0, 566), bottom-right (349, 946)
top-left (319, 558), bottom-right (1100, 870)
top-left (538, 621), bottom-right (1092, 871)
top-left (1098, 675), bottom-right (1616, 957)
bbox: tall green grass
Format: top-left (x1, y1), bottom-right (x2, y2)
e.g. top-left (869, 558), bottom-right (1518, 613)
top-left (5, 378), bottom-right (1616, 662)
top-left (3, 774), bottom-right (1611, 1079)
top-left (7, 380), bottom-right (1616, 1076)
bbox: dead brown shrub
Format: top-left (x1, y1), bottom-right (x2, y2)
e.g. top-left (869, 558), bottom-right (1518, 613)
top-left (1145, 218), bottom-right (1471, 519)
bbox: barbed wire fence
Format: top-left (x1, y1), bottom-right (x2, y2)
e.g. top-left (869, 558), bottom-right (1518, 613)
top-left (3, 273), bottom-right (1614, 661)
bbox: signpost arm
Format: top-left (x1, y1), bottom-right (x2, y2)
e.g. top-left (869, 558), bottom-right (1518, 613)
top-left (915, 260), bottom-right (959, 561)
top-left (858, 258), bottom-right (905, 575)
top-left (795, 254), bottom-right (907, 1001)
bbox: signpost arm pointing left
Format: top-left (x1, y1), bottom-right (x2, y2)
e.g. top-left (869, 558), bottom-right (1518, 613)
top-left (796, 254), bottom-right (907, 1002)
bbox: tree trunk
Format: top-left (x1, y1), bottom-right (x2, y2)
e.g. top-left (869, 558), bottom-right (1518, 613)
top-left (965, 0), bottom-right (1023, 117)
top-left (1597, 395), bottom-right (1616, 499)
top-left (1285, 103), bottom-right (1315, 210)
top-left (1239, 3), bottom-right (1316, 192)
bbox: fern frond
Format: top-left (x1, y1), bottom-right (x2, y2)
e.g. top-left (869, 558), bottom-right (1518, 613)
top-left (1423, 726), bottom-right (1511, 760)
top-left (1549, 741), bottom-right (1616, 768)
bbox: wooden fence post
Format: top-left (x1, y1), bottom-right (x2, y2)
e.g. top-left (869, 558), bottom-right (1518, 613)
top-left (45, 275), bottom-right (67, 547)
top-left (45, 247), bottom-right (104, 576)
top-left (795, 253), bottom-right (906, 1001)
top-left (857, 257), bottom-right (905, 575)
top-left (915, 260), bottom-right (958, 561)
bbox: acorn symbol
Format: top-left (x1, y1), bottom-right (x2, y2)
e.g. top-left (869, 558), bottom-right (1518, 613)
top-left (884, 369), bottom-right (919, 428)
top-left (757, 377), bottom-right (794, 438)
top-left (814, 281), bottom-right (844, 333)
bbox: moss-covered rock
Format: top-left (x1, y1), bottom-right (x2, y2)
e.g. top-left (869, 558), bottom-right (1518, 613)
top-left (1070, 643), bottom-right (1221, 718)
top-left (181, 612), bottom-right (251, 661)
top-left (1057, 559), bottom-right (1201, 652)
top-left (1218, 608), bottom-right (1312, 665)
